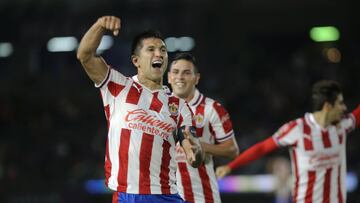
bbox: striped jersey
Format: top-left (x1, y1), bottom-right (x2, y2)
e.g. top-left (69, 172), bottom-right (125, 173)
top-left (97, 68), bottom-right (193, 194)
top-left (176, 89), bottom-right (235, 203)
top-left (272, 112), bottom-right (358, 203)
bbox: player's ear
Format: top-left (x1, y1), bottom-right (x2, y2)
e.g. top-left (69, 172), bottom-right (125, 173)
top-left (195, 73), bottom-right (200, 85)
top-left (131, 55), bottom-right (139, 68)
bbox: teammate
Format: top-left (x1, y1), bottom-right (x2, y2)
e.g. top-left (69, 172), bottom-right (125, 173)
top-left (77, 16), bottom-right (203, 203)
top-left (216, 80), bottom-right (360, 203)
top-left (168, 53), bottom-right (239, 202)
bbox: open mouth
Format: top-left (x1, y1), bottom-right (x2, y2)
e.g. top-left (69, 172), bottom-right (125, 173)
top-left (152, 61), bottom-right (163, 68)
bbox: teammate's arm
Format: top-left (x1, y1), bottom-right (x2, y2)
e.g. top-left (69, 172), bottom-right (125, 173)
top-left (216, 137), bottom-right (279, 178)
top-left (200, 137), bottom-right (239, 159)
top-left (203, 102), bottom-right (239, 158)
top-left (77, 16), bottom-right (121, 85)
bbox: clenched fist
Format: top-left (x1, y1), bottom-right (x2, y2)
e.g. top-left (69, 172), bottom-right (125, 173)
top-left (97, 16), bottom-right (121, 36)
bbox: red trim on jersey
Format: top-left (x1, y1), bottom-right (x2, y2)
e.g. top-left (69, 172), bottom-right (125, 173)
top-left (212, 101), bottom-right (233, 134)
top-left (139, 133), bottom-right (155, 194)
top-left (195, 97), bottom-right (206, 137)
top-left (305, 171), bottom-right (316, 203)
top-left (178, 162), bottom-right (195, 202)
top-left (108, 81), bottom-right (125, 97)
top-left (337, 166), bottom-right (343, 203)
top-left (291, 147), bottom-right (299, 203)
top-left (160, 141), bottom-right (171, 194)
top-left (149, 92), bottom-right (163, 113)
top-left (321, 131), bottom-right (332, 148)
top-left (352, 105), bottom-right (360, 127)
top-left (105, 138), bottom-right (112, 187)
top-left (126, 82), bottom-right (143, 105)
top-left (198, 165), bottom-right (214, 203)
top-left (277, 121), bottom-right (298, 140)
top-left (227, 137), bottom-right (279, 170)
top-left (323, 168), bottom-right (332, 203)
top-left (117, 129), bottom-right (131, 191)
top-left (186, 102), bottom-right (196, 127)
top-left (303, 118), bottom-right (314, 151)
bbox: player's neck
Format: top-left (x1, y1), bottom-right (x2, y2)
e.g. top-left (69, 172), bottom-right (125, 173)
top-left (137, 74), bottom-right (162, 90)
top-left (184, 89), bottom-right (196, 103)
top-left (313, 111), bottom-right (331, 128)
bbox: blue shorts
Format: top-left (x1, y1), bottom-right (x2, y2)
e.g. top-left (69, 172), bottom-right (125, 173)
top-left (112, 192), bottom-right (185, 203)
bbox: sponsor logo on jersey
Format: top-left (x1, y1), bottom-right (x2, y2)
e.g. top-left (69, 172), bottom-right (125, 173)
top-left (125, 109), bottom-right (175, 140)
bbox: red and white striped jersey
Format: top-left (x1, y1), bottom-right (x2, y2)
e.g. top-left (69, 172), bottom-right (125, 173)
top-left (176, 89), bottom-right (235, 203)
top-left (97, 68), bottom-right (193, 194)
top-left (273, 112), bottom-right (357, 203)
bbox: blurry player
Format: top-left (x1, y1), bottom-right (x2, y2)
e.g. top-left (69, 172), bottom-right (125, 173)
top-left (77, 16), bottom-right (203, 203)
top-left (168, 53), bottom-right (239, 202)
top-left (216, 80), bottom-right (360, 203)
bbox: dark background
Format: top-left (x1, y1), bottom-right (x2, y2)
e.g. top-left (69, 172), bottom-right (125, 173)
top-left (1, 0), bottom-right (359, 202)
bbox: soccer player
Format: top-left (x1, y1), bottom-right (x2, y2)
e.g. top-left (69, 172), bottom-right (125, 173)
top-left (77, 16), bottom-right (203, 203)
top-left (168, 53), bottom-right (239, 202)
top-left (216, 80), bottom-right (360, 203)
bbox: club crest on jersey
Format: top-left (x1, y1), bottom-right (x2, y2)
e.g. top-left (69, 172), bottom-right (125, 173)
top-left (194, 114), bottom-right (204, 127)
top-left (169, 102), bottom-right (179, 116)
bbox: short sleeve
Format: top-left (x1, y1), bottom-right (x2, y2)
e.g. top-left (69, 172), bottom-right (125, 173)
top-left (209, 101), bottom-right (235, 142)
top-left (272, 120), bottom-right (300, 147)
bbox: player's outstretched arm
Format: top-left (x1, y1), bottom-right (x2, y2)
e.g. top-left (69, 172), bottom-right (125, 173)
top-left (200, 137), bottom-right (239, 159)
top-left (77, 16), bottom-right (121, 85)
top-left (216, 136), bottom-right (279, 179)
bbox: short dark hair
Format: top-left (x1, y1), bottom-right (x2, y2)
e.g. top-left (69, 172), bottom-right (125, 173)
top-left (131, 30), bottom-right (164, 55)
top-left (170, 52), bottom-right (199, 73)
top-left (312, 80), bottom-right (342, 111)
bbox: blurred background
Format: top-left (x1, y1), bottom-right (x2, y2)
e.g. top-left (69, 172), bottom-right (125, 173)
top-left (0, 0), bottom-right (359, 202)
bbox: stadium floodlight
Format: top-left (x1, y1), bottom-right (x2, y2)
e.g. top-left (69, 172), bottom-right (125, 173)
top-left (165, 37), bottom-right (177, 52)
top-left (0, 42), bottom-right (13, 57)
top-left (47, 36), bottom-right (78, 52)
top-left (165, 36), bottom-right (196, 52)
top-left (310, 26), bottom-right (340, 42)
top-left (178, 37), bottom-right (195, 52)
top-left (96, 35), bottom-right (114, 54)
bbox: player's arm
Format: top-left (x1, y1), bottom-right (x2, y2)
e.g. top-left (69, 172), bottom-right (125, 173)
top-left (203, 101), bottom-right (239, 159)
top-left (216, 137), bottom-right (279, 178)
top-left (352, 105), bottom-right (360, 127)
top-left (77, 16), bottom-right (121, 85)
top-left (200, 137), bottom-right (239, 159)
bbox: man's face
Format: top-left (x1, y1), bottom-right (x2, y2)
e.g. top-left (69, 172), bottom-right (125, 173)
top-left (168, 59), bottom-right (199, 99)
top-left (328, 94), bottom-right (347, 123)
top-left (132, 38), bottom-right (168, 82)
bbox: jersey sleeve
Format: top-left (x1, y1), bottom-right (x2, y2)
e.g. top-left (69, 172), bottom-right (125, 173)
top-left (209, 101), bottom-right (235, 142)
top-left (96, 68), bottom-right (128, 122)
top-left (272, 120), bottom-right (300, 147)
